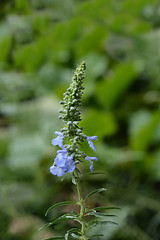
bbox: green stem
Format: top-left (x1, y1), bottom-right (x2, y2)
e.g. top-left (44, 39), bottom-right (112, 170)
top-left (75, 174), bottom-right (88, 240)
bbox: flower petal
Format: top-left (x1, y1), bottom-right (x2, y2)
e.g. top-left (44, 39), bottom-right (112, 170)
top-left (54, 151), bottom-right (67, 167)
top-left (87, 136), bottom-right (97, 141)
top-left (87, 136), bottom-right (97, 151)
top-left (65, 156), bottom-right (75, 173)
top-left (51, 132), bottom-right (64, 148)
top-left (50, 165), bottom-right (66, 177)
top-left (85, 156), bottom-right (98, 172)
top-left (55, 131), bottom-right (63, 137)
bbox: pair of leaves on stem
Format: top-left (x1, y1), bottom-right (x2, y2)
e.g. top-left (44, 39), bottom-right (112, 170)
top-left (40, 187), bottom-right (120, 240)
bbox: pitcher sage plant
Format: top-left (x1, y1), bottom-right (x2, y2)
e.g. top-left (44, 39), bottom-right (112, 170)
top-left (40, 61), bottom-right (119, 240)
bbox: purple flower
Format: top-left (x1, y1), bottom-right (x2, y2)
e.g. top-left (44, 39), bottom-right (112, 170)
top-left (50, 164), bottom-right (66, 177)
top-left (87, 136), bottom-right (97, 151)
top-left (85, 156), bottom-right (98, 171)
top-left (51, 131), bottom-right (64, 148)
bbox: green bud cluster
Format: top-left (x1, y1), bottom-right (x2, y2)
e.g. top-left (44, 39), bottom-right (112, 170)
top-left (59, 61), bottom-right (87, 158)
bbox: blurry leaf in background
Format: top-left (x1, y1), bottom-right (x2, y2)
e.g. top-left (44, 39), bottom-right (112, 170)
top-left (96, 143), bottom-right (144, 168)
top-left (7, 15), bottom-right (33, 44)
top-left (129, 110), bottom-right (160, 151)
top-left (139, 30), bottom-right (160, 85)
top-left (84, 52), bottom-right (108, 97)
top-left (14, 0), bottom-right (30, 12)
top-left (3, 96), bottom-right (61, 171)
top-left (7, 133), bottom-right (46, 170)
top-left (0, 72), bottom-right (35, 102)
top-left (96, 62), bottom-right (141, 109)
top-left (75, 24), bottom-right (108, 59)
top-left (148, 150), bottom-right (160, 181)
top-left (13, 39), bottom-right (47, 71)
top-left (82, 108), bottom-right (117, 139)
top-left (0, 22), bottom-right (12, 62)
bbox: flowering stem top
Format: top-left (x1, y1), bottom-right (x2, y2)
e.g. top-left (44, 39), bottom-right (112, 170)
top-left (50, 61), bottom-right (98, 177)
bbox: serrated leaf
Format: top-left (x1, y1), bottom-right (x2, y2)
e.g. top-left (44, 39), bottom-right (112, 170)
top-left (94, 206), bottom-right (121, 211)
top-left (84, 188), bottom-right (107, 201)
top-left (45, 201), bottom-right (75, 216)
top-left (39, 213), bottom-right (77, 230)
top-left (65, 228), bottom-right (80, 240)
top-left (89, 234), bottom-right (104, 239)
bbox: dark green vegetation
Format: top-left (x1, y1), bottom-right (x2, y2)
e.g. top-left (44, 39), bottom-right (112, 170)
top-left (0, 0), bottom-right (160, 239)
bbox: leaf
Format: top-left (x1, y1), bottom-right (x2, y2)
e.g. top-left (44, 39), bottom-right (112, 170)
top-left (94, 206), bottom-right (121, 211)
top-left (71, 233), bottom-right (81, 239)
top-left (0, 23), bottom-right (12, 62)
top-left (88, 220), bottom-right (118, 229)
top-left (71, 211), bottom-right (79, 216)
top-left (43, 237), bottom-right (64, 240)
top-left (88, 234), bottom-right (104, 239)
top-left (65, 228), bottom-right (80, 240)
top-left (84, 188), bottom-right (107, 201)
top-left (129, 111), bottom-right (160, 151)
top-left (39, 222), bottom-right (51, 231)
top-left (82, 109), bottom-right (117, 138)
top-left (86, 212), bottom-right (117, 218)
top-left (83, 171), bottom-right (107, 176)
top-left (39, 213), bottom-right (77, 230)
top-left (45, 201), bottom-right (75, 216)
top-left (96, 62), bottom-right (140, 109)
top-left (72, 175), bottom-right (76, 185)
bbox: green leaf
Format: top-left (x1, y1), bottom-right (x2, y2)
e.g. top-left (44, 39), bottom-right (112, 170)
top-left (71, 233), bottom-right (81, 239)
top-left (86, 212), bottom-right (117, 218)
top-left (94, 206), bottom-right (121, 211)
top-left (89, 234), bottom-right (104, 239)
top-left (82, 109), bottom-right (117, 138)
top-left (45, 201), bottom-right (75, 216)
top-left (84, 188), bottom-right (107, 201)
top-left (83, 171), bottom-right (107, 176)
top-left (65, 228), bottom-right (80, 240)
top-left (0, 23), bottom-right (12, 62)
top-left (39, 213), bottom-right (77, 230)
top-left (129, 111), bottom-right (160, 151)
top-left (88, 220), bottom-right (118, 229)
top-left (43, 237), bottom-right (64, 240)
top-left (72, 175), bottom-right (76, 185)
top-left (96, 62), bottom-right (140, 109)
top-left (71, 211), bottom-right (79, 216)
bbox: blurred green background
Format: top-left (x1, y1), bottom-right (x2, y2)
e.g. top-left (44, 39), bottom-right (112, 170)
top-left (0, 0), bottom-right (160, 239)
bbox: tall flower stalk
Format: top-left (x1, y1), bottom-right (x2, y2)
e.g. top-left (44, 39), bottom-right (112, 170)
top-left (40, 62), bottom-right (119, 240)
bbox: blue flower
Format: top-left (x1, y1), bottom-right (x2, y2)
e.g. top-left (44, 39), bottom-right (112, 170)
top-left (50, 164), bottom-right (66, 177)
top-left (51, 131), bottom-right (64, 148)
top-left (65, 155), bottom-right (75, 173)
top-left (87, 136), bottom-right (97, 151)
top-left (54, 150), bottom-right (68, 167)
top-left (50, 150), bottom-right (75, 177)
top-left (85, 156), bottom-right (98, 171)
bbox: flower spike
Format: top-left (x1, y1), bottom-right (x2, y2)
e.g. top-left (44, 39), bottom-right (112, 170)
top-left (50, 62), bottom-right (98, 175)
